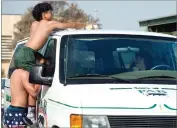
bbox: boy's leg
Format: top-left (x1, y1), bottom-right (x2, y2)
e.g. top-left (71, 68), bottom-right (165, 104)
top-left (27, 96), bottom-right (37, 124)
top-left (14, 46), bottom-right (36, 72)
top-left (13, 47), bottom-right (37, 127)
top-left (13, 47), bottom-right (41, 127)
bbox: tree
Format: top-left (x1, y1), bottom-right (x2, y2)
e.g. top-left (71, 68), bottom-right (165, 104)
top-left (12, 1), bottom-right (101, 48)
top-left (54, 2), bottom-right (100, 23)
top-left (47, 1), bottom-right (68, 17)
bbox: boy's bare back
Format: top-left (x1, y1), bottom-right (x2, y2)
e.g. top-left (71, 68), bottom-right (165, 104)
top-left (29, 21), bottom-right (39, 39)
top-left (26, 20), bottom-right (51, 51)
top-left (10, 69), bottom-right (29, 107)
top-left (10, 69), bottom-right (41, 107)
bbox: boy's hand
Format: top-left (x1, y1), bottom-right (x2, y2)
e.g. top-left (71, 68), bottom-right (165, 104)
top-left (85, 23), bottom-right (99, 30)
top-left (35, 84), bottom-right (41, 95)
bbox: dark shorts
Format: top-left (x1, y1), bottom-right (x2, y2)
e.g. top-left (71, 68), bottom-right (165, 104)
top-left (14, 46), bottom-right (36, 72)
top-left (3, 105), bottom-right (33, 128)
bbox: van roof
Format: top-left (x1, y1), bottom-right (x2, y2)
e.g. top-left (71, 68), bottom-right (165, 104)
top-left (51, 29), bottom-right (176, 39)
top-left (16, 29), bottom-right (176, 44)
top-left (16, 37), bottom-right (29, 44)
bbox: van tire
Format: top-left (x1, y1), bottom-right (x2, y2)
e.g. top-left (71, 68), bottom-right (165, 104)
top-left (52, 126), bottom-right (59, 128)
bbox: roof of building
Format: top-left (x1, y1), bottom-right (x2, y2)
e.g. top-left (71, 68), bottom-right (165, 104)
top-left (139, 14), bottom-right (177, 27)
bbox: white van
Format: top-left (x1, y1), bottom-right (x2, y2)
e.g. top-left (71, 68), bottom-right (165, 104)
top-left (1, 78), bottom-right (6, 119)
top-left (4, 29), bottom-right (177, 128)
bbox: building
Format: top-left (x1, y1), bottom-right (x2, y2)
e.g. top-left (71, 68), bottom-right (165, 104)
top-left (2, 14), bottom-right (22, 76)
top-left (139, 14), bottom-right (177, 35)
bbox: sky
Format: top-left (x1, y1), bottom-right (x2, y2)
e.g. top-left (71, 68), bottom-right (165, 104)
top-left (1, 0), bottom-right (177, 30)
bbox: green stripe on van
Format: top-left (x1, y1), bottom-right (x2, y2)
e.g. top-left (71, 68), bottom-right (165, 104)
top-left (164, 104), bottom-right (177, 110)
top-left (48, 99), bottom-right (157, 109)
top-left (6, 95), bottom-right (11, 102)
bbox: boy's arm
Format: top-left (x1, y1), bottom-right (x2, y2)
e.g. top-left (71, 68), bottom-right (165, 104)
top-left (48, 20), bottom-right (87, 30)
top-left (34, 84), bottom-right (41, 94)
top-left (21, 71), bottom-right (41, 97)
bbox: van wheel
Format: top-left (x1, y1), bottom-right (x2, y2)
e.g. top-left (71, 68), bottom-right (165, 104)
top-left (52, 126), bottom-right (59, 128)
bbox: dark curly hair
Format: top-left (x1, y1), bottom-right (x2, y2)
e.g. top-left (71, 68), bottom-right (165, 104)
top-left (32, 2), bottom-right (53, 21)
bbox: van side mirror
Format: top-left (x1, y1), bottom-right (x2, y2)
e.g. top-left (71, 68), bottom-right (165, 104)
top-left (29, 65), bottom-right (53, 86)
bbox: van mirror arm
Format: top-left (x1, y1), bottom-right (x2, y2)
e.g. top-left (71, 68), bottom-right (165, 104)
top-left (29, 65), bottom-right (53, 86)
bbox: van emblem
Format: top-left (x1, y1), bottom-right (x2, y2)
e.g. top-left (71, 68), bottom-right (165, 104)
top-left (138, 89), bottom-right (167, 96)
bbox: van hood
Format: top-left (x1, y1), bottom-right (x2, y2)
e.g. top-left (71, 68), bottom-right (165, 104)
top-left (81, 84), bottom-right (176, 112)
top-left (49, 84), bottom-right (177, 115)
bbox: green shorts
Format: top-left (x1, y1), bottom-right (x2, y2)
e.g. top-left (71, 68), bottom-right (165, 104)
top-left (14, 46), bottom-right (36, 72)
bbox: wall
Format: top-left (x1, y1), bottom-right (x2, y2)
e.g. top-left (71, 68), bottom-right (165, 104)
top-left (2, 14), bottom-right (22, 77)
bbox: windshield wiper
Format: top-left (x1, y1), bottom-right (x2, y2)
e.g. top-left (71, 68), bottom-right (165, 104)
top-left (67, 74), bottom-right (132, 83)
top-left (135, 75), bottom-right (177, 81)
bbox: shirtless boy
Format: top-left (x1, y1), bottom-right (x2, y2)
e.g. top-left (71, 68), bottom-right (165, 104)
top-left (14, 2), bottom-right (92, 76)
top-left (3, 54), bottom-right (45, 128)
top-left (11, 2), bottom-right (95, 126)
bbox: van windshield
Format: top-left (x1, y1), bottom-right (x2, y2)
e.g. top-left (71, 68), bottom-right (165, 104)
top-left (60, 34), bottom-right (177, 84)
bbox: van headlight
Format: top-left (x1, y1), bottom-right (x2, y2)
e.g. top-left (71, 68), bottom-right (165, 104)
top-left (70, 114), bottom-right (110, 128)
top-left (83, 116), bottom-right (110, 128)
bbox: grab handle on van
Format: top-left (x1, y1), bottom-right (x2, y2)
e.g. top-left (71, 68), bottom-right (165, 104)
top-left (29, 65), bottom-right (53, 86)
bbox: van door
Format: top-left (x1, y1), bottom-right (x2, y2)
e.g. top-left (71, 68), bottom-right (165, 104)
top-left (37, 37), bottom-right (57, 128)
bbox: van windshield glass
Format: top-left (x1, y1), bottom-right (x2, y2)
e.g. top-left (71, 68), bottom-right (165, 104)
top-left (60, 34), bottom-right (177, 84)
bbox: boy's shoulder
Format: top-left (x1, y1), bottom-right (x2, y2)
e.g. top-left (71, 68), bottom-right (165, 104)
top-left (32, 21), bottom-right (40, 26)
top-left (38, 20), bottom-right (51, 25)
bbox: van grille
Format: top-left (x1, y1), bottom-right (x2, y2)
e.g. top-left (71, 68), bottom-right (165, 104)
top-left (107, 116), bottom-right (177, 128)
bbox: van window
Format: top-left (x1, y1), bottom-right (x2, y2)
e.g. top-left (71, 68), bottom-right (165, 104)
top-left (67, 43), bottom-right (95, 77)
top-left (119, 52), bottom-right (136, 68)
top-left (173, 43), bottom-right (177, 63)
top-left (43, 39), bottom-right (57, 77)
